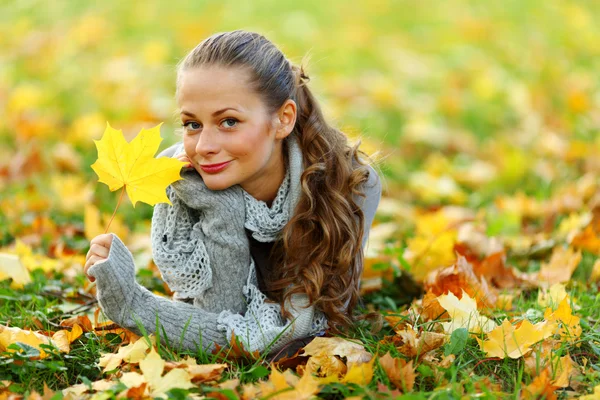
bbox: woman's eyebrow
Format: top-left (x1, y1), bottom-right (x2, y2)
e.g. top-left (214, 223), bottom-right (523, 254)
top-left (180, 107), bottom-right (241, 118)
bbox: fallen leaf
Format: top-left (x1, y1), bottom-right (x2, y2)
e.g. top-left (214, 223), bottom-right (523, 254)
top-left (51, 324), bottom-right (83, 353)
top-left (393, 325), bottom-right (446, 358)
top-left (60, 315), bottom-right (93, 332)
top-left (164, 357), bottom-right (227, 383)
top-left (301, 337), bottom-right (372, 366)
top-left (537, 246), bottom-right (582, 285)
top-left (98, 335), bottom-right (154, 372)
top-left (424, 255), bottom-right (497, 309)
top-left (477, 319), bottom-right (556, 359)
top-left (521, 368), bottom-right (559, 400)
top-left (342, 358), bottom-right (375, 385)
top-left (537, 283), bottom-right (568, 308)
top-left (0, 325), bottom-right (56, 359)
top-left (378, 352), bottom-right (415, 392)
top-left (0, 253), bottom-right (31, 289)
top-left (140, 348), bottom-right (194, 398)
top-left (90, 122), bottom-right (186, 207)
top-left (544, 297), bottom-right (582, 342)
top-left (437, 290), bottom-right (497, 334)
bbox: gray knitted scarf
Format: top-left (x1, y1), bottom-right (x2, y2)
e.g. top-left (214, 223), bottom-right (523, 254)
top-left (150, 134), bottom-right (304, 305)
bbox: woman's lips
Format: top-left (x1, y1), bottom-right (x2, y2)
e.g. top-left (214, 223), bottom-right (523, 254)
top-left (199, 160), bottom-right (232, 173)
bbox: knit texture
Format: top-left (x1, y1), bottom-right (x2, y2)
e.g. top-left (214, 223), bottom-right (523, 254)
top-left (88, 133), bottom-right (382, 354)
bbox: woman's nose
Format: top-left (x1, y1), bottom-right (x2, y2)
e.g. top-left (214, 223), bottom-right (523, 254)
top-left (195, 128), bottom-right (221, 156)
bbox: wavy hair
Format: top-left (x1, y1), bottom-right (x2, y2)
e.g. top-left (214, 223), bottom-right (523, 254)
top-left (175, 30), bottom-right (373, 332)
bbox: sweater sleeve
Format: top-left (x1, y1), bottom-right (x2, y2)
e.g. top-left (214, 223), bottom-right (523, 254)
top-left (88, 233), bottom-right (228, 352)
top-left (360, 164), bottom-right (383, 250)
top-left (89, 234), bottom-right (327, 354)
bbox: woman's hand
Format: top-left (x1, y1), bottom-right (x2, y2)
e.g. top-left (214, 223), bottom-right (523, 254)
top-left (175, 152), bottom-right (193, 169)
top-left (84, 234), bottom-right (113, 282)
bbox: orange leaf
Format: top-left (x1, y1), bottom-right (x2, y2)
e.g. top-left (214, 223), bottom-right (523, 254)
top-left (379, 352), bottom-right (416, 392)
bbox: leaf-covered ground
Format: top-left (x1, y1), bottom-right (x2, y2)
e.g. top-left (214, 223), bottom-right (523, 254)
top-left (1, 1), bottom-right (600, 399)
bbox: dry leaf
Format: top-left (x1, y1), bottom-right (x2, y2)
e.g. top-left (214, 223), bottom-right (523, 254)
top-left (50, 324), bottom-right (83, 353)
top-left (437, 290), bottom-right (497, 334)
top-left (537, 246), bottom-right (582, 285)
top-left (60, 315), bottom-right (93, 332)
top-left (543, 297), bottom-right (582, 342)
top-left (521, 368), bottom-right (559, 400)
top-left (393, 325), bottom-right (446, 358)
top-left (301, 337), bottom-right (372, 366)
top-left (0, 253), bottom-right (31, 289)
top-left (91, 122), bottom-right (186, 207)
top-left (424, 255), bottom-right (498, 309)
top-left (477, 319), bottom-right (556, 359)
top-left (98, 336), bottom-right (154, 372)
top-left (342, 358), bottom-right (375, 386)
top-left (0, 325), bottom-right (56, 359)
top-left (537, 283), bottom-right (568, 308)
top-left (378, 352), bottom-right (416, 392)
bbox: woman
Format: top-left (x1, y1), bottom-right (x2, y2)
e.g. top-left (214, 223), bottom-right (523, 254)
top-left (84, 30), bottom-right (382, 358)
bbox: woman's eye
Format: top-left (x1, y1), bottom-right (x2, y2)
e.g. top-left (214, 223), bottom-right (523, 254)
top-left (221, 118), bottom-right (238, 128)
top-left (182, 121), bottom-right (201, 131)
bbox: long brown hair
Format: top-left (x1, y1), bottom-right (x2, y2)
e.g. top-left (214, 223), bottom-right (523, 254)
top-left (176, 30), bottom-right (373, 332)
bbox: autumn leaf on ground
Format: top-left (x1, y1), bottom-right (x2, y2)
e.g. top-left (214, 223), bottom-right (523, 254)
top-left (249, 367), bottom-right (321, 400)
top-left (537, 246), bottom-right (582, 285)
top-left (98, 335), bottom-right (155, 372)
top-left (477, 319), bottom-right (556, 359)
top-left (437, 290), bottom-right (496, 334)
top-left (342, 358), bottom-right (375, 386)
top-left (404, 208), bottom-right (463, 281)
top-left (298, 337), bottom-right (372, 380)
top-left (117, 348), bottom-right (194, 399)
top-left (537, 283), bottom-right (569, 308)
top-left (520, 368), bottom-right (559, 400)
top-left (163, 357), bottom-right (227, 384)
top-left (424, 255), bottom-right (498, 309)
top-left (381, 323), bottom-right (446, 359)
top-left (0, 253), bottom-right (31, 288)
top-left (301, 337), bottom-right (372, 366)
top-left (543, 297), bottom-right (582, 342)
top-left (0, 325), bottom-right (55, 358)
top-left (212, 332), bottom-right (261, 363)
top-left (51, 323), bottom-right (83, 353)
top-left (91, 122), bottom-right (186, 207)
top-left (379, 352), bottom-right (416, 393)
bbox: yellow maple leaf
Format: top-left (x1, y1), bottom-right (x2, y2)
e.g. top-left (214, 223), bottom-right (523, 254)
top-left (437, 290), bottom-right (497, 334)
top-left (544, 297), bottom-right (582, 341)
top-left (91, 122), bottom-right (186, 207)
top-left (0, 253), bottom-right (31, 289)
top-left (477, 319), bottom-right (556, 359)
top-left (342, 358), bottom-right (375, 385)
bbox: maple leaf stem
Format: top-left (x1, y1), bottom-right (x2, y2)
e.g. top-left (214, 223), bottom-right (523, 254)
top-left (104, 186), bottom-right (126, 233)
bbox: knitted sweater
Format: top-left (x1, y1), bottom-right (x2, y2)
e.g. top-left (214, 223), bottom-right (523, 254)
top-left (88, 140), bottom-right (382, 354)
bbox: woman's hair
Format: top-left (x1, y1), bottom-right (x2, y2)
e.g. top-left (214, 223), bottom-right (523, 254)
top-left (175, 30), bottom-right (373, 332)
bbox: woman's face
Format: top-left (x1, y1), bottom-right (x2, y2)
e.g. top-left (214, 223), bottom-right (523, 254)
top-left (177, 66), bottom-right (292, 197)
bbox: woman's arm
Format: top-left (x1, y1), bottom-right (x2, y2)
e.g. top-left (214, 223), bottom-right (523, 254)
top-left (88, 234), bottom-right (325, 354)
top-left (88, 233), bottom-right (227, 352)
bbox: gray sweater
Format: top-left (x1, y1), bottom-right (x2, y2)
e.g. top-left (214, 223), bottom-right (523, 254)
top-left (88, 142), bottom-right (382, 355)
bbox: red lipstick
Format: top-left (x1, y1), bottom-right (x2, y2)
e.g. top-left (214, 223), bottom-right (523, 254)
top-left (200, 160), bottom-right (232, 173)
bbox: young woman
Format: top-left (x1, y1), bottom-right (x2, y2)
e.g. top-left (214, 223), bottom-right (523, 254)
top-left (84, 30), bottom-right (382, 358)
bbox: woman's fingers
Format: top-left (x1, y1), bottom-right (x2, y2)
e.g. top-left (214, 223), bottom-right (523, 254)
top-left (90, 233), bottom-right (113, 249)
top-left (89, 243), bottom-right (109, 259)
top-left (176, 153), bottom-right (192, 167)
top-left (83, 254), bottom-right (107, 282)
top-left (85, 234), bottom-right (114, 282)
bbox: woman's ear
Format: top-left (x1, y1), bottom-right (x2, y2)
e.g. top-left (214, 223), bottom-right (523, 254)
top-left (275, 99), bottom-right (297, 140)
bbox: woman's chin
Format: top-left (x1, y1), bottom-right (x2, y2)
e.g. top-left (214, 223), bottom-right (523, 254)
top-left (200, 175), bottom-right (235, 191)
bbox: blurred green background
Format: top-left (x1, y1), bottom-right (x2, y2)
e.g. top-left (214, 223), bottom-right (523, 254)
top-left (1, 0), bottom-right (599, 246)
